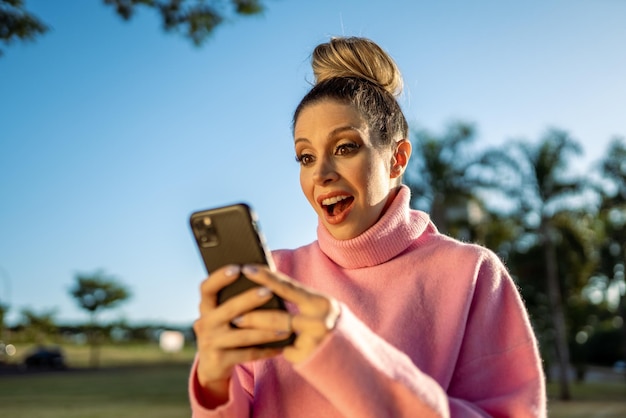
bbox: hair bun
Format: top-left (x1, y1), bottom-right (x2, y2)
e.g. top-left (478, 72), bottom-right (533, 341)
top-left (311, 37), bottom-right (403, 97)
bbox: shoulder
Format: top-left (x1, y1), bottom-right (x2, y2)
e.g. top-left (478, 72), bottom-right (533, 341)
top-left (407, 208), bottom-right (497, 262)
top-left (420, 227), bottom-right (503, 263)
top-left (419, 232), bottom-right (510, 286)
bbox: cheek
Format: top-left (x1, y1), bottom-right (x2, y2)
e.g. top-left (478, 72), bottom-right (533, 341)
top-left (363, 163), bottom-right (391, 202)
top-left (299, 171), bottom-right (314, 201)
top-left (299, 168), bottom-right (307, 186)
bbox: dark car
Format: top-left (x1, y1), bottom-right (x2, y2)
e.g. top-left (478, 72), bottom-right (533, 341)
top-left (24, 346), bottom-right (66, 370)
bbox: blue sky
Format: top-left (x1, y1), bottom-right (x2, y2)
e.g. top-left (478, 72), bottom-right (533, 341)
top-left (1, 0), bottom-right (625, 326)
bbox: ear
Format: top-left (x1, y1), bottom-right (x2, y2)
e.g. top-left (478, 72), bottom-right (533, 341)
top-left (390, 139), bottom-right (412, 179)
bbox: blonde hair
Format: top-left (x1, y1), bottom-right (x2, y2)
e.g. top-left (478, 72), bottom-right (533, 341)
top-left (294, 37), bottom-right (408, 146)
top-left (312, 37), bottom-right (403, 98)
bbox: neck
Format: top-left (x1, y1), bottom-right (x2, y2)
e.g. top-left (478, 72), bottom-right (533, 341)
top-left (379, 186), bottom-right (401, 221)
top-left (316, 185), bottom-right (432, 268)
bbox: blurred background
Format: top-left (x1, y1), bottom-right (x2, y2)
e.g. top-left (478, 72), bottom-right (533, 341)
top-left (1, 0), bottom-right (625, 411)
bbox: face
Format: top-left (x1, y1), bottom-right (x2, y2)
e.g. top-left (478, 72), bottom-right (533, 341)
top-left (294, 100), bottom-right (401, 240)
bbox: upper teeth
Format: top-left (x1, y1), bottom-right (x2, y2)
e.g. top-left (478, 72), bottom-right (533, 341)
top-left (322, 195), bottom-right (349, 206)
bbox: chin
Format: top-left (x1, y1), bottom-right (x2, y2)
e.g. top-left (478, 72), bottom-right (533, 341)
top-left (327, 224), bottom-right (367, 241)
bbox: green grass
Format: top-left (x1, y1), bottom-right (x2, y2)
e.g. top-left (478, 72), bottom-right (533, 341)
top-left (0, 364), bottom-right (193, 418)
top-left (0, 343), bottom-right (195, 418)
top-left (2, 344), bottom-right (625, 417)
top-left (548, 381), bottom-right (626, 418)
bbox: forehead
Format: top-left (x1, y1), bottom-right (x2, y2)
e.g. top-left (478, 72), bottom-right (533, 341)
top-left (293, 100), bottom-right (367, 139)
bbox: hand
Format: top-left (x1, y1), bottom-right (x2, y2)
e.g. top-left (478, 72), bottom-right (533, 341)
top-left (193, 265), bottom-right (292, 405)
top-left (239, 264), bottom-right (341, 364)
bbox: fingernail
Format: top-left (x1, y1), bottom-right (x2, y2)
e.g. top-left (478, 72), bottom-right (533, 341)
top-left (232, 316), bottom-right (243, 326)
top-left (225, 265), bottom-right (240, 277)
top-left (242, 265), bottom-right (258, 275)
top-left (256, 286), bottom-right (271, 297)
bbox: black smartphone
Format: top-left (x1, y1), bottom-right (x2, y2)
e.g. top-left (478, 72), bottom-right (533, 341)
top-left (189, 203), bottom-right (295, 348)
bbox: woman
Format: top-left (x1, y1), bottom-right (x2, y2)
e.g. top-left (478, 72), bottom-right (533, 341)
top-left (190, 37), bottom-right (546, 417)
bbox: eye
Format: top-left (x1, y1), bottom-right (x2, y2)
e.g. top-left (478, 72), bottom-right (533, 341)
top-left (335, 142), bottom-right (360, 156)
top-left (295, 153), bottom-right (315, 167)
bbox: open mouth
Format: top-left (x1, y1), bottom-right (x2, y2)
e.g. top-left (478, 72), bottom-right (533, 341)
top-left (322, 195), bottom-right (354, 217)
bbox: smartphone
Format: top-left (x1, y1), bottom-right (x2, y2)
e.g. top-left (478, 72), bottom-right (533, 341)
top-left (189, 203), bottom-right (295, 348)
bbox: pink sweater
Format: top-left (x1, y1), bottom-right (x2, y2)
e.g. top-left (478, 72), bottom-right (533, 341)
top-left (189, 186), bottom-right (547, 417)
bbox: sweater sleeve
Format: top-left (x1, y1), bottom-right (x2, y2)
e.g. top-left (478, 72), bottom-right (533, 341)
top-left (188, 356), bottom-right (253, 418)
top-left (293, 254), bottom-right (546, 417)
top-left (447, 252), bottom-right (546, 417)
top-left (294, 305), bottom-right (453, 417)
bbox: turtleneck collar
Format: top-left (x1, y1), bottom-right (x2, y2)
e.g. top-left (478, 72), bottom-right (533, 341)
top-left (316, 185), bottom-right (432, 269)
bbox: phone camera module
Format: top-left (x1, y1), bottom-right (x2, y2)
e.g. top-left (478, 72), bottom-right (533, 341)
top-left (194, 216), bottom-right (220, 248)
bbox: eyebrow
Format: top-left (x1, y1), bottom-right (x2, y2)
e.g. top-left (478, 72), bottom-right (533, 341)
top-left (294, 125), bottom-right (360, 146)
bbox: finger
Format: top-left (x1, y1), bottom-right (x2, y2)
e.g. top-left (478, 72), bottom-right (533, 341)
top-left (202, 285), bottom-right (275, 324)
top-left (232, 309), bottom-right (292, 333)
top-left (240, 265), bottom-right (340, 327)
top-left (290, 314), bottom-right (329, 339)
top-left (201, 327), bottom-right (291, 351)
top-left (241, 265), bottom-right (318, 307)
top-left (200, 265), bottom-right (242, 295)
top-left (207, 346), bottom-right (283, 367)
top-left (199, 265), bottom-right (242, 309)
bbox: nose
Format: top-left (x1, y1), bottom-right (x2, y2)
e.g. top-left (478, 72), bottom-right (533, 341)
top-left (312, 156), bottom-right (339, 185)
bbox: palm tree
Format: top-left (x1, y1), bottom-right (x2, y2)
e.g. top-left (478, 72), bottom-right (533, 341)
top-left (595, 138), bottom-right (626, 363)
top-left (504, 129), bottom-right (589, 400)
top-left (407, 121), bottom-right (518, 237)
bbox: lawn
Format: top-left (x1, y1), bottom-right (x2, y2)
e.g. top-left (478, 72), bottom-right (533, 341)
top-left (547, 380), bottom-right (626, 418)
top-left (0, 364), bottom-right (193, 418)
top-left (0, 343), bottom-right (195, 418)
top-left (1, 344), bottom-right (625, 417)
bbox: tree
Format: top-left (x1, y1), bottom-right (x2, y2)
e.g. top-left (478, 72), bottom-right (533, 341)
top-left (0, 265), bottom-right (10, 342)
top-left (0, 0), bottom-right (48, 56)
top-left (104, 0), bottom-right (264, 45)
top-left (20, 307), bottom-right (58, 343)
top-left (0, 301), bottom-right (8, 341)
top-left (594, 137), bottom-right (626, 363)
top-left (549, 210), bottom-right (597, 379)
top-left (408, 122), bottom-right (485, 234)
top-left (69, 271), bottom-right (131, 367)
top-left (505, 129), bottom-right (588, 400)
top-left (406, 121), bottom-right (519, 238)
top-left (1, 0), bottom-right (264, 57)
top-left (505, 207), bottom-right (597, 380)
